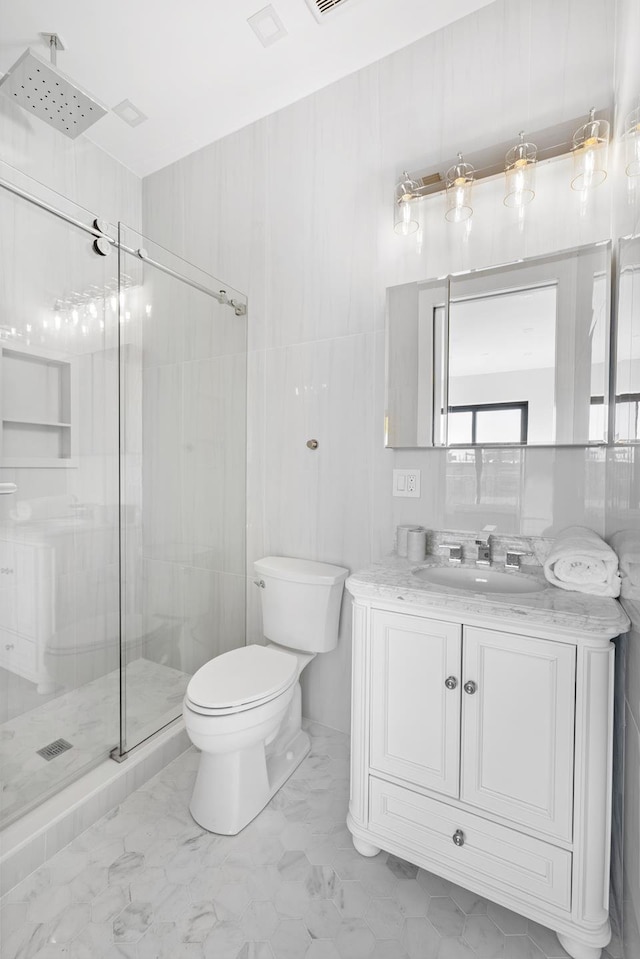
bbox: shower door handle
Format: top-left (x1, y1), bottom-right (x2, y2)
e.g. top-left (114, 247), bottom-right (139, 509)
top-left (0, 484), bottom-right (17, 495)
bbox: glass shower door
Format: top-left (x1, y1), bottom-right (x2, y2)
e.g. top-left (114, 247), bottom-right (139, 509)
top-left (0, 163), bottom-right (121, 826)
top-left (116, 224), bottom-right (248, 755)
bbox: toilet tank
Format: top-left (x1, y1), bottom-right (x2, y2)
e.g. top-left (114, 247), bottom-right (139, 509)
top-left (254, 556), bottom-right (349, 653)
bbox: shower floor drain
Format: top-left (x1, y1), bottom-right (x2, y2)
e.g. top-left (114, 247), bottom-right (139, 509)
top-left (37, 738), bottom-right (73, 761)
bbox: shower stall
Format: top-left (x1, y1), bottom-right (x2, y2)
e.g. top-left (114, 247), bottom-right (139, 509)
top-left (0, 161), bottom-right (247, 829)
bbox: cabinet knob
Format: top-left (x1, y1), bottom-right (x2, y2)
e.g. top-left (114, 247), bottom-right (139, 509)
top-left (444, 676), bottom-right (458, 690)
top-left (463, 680), bottom-right (477, 695)
top-left (452, 829), bottom-right (465, 847)
top-left (5, 644), bottom-right (14, 651)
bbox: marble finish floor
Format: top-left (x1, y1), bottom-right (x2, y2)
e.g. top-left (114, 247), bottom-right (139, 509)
top-left (1, 721), bottom-right (622, 959)
top-left (0, 659), bottom-right (189, 827)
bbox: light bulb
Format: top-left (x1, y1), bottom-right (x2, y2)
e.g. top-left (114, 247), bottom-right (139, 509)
top-left (571, 108), bottom-right (609, 191)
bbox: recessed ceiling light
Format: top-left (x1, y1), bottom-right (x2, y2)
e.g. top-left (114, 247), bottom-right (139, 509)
top-left (248, 5), bottom-right (288, 47)
top-left (112, 98), bottom-right (147, 127)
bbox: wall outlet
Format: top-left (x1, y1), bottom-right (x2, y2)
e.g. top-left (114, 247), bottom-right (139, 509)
top-left (393, 469), bottom-right (421, 498)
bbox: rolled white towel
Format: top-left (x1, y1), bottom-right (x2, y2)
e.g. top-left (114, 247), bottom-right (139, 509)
top-left (543, 526), bottom-right (621, 598)
top-left (609, 529), bottom-right (640, 601)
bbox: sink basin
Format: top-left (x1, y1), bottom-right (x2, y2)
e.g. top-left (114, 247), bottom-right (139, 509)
top-left (412, 565), bottom-right (545, 594)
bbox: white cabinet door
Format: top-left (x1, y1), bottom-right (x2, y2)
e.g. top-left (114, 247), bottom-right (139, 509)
top-left (461, 626), bottom-right (575, 842)
top-left (370, 610), bottom-right (462, 797)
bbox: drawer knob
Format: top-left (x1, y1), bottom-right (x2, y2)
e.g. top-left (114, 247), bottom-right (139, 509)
top-left (463, 680), bottom-right (477, 695)
top-left (444, 676), bottom-right (458, 690)
top-left (5, 643), bottom-right (14, 651)
top-left (452, 829), bottom-right (465, 847)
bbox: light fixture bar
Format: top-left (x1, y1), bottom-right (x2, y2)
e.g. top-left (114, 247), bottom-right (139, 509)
top-left (401, 111), bottom-right (610, 202)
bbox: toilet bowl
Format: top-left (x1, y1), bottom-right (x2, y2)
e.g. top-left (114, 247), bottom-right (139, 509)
top-left (183, 556), bottom-right (348, 834)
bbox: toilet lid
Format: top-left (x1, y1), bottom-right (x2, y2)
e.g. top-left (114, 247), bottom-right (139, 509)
top-left (186, 644), bottom-right (298, 710)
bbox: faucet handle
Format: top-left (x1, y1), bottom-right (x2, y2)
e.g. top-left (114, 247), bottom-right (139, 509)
top-left (439, 543), bottom-right (463, 564)
top-left (475, 525), bottom-right (496, 546)
top-left (505, 550), bottom-right (526, 570)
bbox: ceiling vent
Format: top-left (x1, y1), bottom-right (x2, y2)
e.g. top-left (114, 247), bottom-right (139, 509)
top-left (304, 0), bottom-right (356, 23)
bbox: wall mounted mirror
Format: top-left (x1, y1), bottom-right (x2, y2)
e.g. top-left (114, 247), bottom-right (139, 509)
top-left (616, 235), bottom-right (640, 443)
top-left (385, 240), bottom-right (612, 448)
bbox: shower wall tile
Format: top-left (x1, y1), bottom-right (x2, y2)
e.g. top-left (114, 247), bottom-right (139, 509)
top-left (142, 363), bottom-right (184, 559)
top-left (142, 559), bottom-right (245, 676)
top-left (142, 119), bottom-right (268, 352)
top-left (263, 69), bottom-right (381, 350)
top-left (182, 352), bottom-right (247, 577)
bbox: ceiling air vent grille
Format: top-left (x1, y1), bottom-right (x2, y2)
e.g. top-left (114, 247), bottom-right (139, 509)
top-left (304, 0), bottom-right (355, 22)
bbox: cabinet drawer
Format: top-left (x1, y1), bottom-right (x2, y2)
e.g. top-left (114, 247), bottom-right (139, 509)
top-left (369, 777), bottom-right (572, 911)
top-left (0, 628), bottom-right (38, 678)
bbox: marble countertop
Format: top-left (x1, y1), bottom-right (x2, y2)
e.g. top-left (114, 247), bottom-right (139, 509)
top-left (346, 555), bottom-right (630, 637)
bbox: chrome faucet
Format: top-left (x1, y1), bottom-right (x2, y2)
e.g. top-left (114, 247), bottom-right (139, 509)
top-left (475, 528), bottom-right (493, 567)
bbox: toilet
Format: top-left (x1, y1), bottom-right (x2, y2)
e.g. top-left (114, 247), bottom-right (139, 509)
top-left (183, 555), bottom-right (348, 834)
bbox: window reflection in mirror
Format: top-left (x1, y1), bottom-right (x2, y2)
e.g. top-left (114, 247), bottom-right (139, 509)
top-left (447, 286), bottom-right (556, 445)
top-left (385, 241), bottom-right (611, 448)
top-left (616, 236), bottom-right (640, 442)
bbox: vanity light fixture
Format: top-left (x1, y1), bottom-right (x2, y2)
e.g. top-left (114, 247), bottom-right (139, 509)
top-left (570, 108), bottom-right (609, 191)
top-left (394, 170), bottom-right (421, 235)
top-left (504, 131), bottom-right (537, 207)
top-left (445, 153), bottom-right (475, 222)
top-left (394, 110), bottom-right (610, 235)
top-left (624, 106), bottom-right (640, 177)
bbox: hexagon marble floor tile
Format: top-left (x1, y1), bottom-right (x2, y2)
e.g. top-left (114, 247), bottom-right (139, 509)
top-left (0, 722), bottom-right (624, 959)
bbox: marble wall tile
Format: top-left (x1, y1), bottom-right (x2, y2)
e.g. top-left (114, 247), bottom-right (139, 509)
top-left (142, 119), bottom-right (268, 350)
top-left (246, 349), bottom-right (267, 646)
top-left (263, 69), bottom-right (381, 350)
top-left (377, 0), bottom-right (614, 180)
top-left (142, 560), bottom-right (245, 677)
top-left (259, 333), bottom-right (374, 729)
top-left (142, 363), bottom-right (184, 560)
top-left (263, 334), bottom-right (374, 569)
top-left (182, 352), bottom-right (247, 576)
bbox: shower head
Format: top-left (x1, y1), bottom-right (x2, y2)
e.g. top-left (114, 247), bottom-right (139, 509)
top-left (0, 43), bottom-right (108, 139)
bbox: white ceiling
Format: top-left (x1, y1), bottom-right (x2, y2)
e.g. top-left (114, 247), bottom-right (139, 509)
top-left (0, 0), bottom-right (494, 177)
top-left (449, 288), bottom-right (557, 377)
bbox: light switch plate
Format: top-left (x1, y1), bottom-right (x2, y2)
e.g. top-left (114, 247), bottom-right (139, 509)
top-left (393, 469), bottom-right (421, 497)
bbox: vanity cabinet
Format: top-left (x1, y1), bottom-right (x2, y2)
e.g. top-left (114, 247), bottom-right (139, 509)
top-left (347, 592), bottom-right (624, 959)
top-left (369, 612), bottom-right (575, 840)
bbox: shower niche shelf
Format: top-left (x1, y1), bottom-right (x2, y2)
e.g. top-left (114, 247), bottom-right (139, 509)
top-left (0, 343), bottom-right (77, 468)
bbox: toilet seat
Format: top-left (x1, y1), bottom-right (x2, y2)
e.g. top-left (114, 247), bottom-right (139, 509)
top-left (185, 644), bottom-right (298, 716)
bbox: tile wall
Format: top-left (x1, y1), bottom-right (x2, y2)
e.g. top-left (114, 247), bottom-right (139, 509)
top-left (143, 0), bottom-right (620, 732)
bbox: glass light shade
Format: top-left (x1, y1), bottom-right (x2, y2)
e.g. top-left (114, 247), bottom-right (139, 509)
top-left (445, 154), bottom-right (474, 222)
top-left (571, 109), bottom-right (609, 191)
top-left (624, 106), bottom-right (640, 177)
top-left (504, 133), bottom-right (537, 207)
top-left (394, 170), bottom-right (420, 235)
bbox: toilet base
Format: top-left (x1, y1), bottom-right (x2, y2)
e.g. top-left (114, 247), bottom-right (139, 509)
top-left (188, 689), bottom-right (311, 835)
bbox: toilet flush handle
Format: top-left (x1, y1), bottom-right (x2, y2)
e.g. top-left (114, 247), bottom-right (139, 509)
top-left (254, 579), bottom-right (265, 588)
